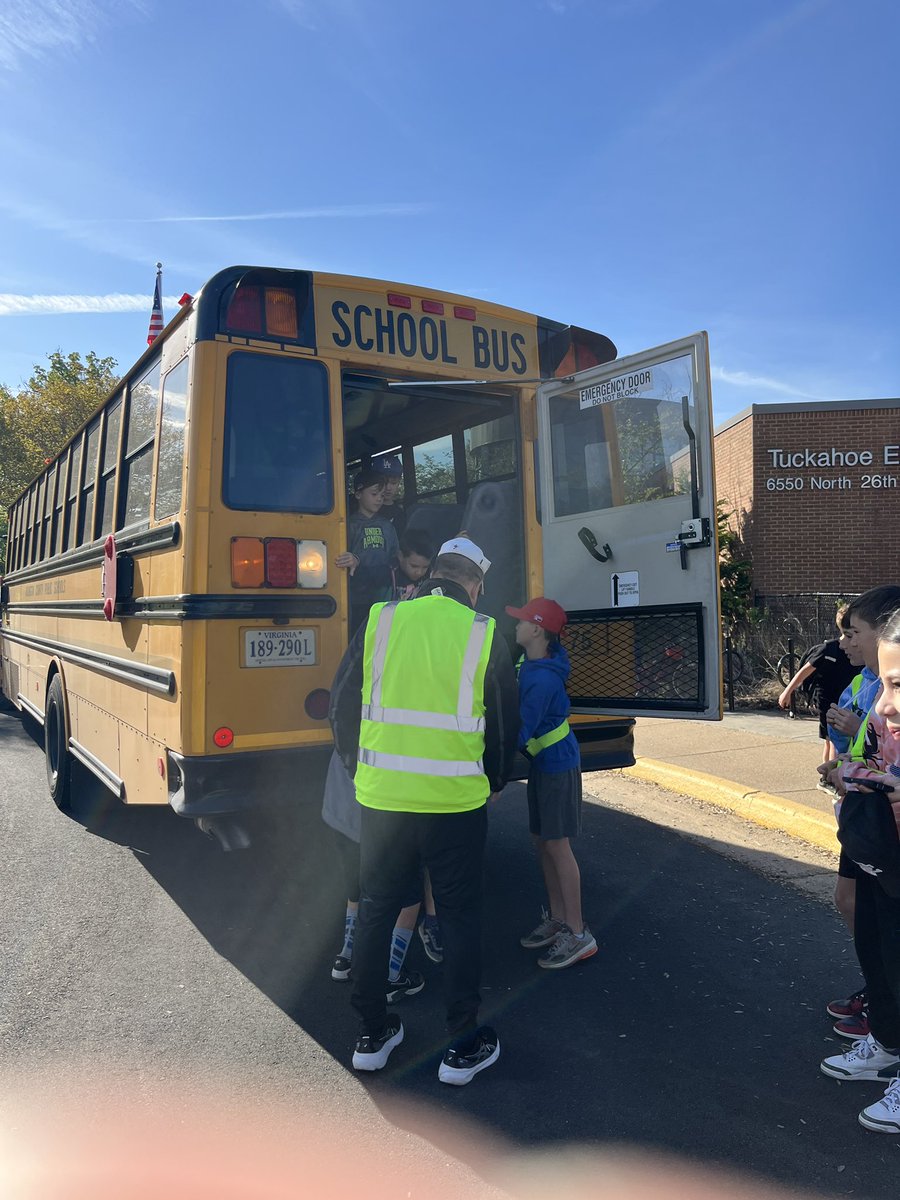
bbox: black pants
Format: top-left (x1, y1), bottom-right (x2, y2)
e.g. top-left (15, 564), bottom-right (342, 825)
top-left (854, 869), bottom-right (900, 1048)
top-left (351, 804), bottom-right (487, 1041)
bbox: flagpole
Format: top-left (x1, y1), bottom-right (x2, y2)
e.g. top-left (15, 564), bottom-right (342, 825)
top-left (147, 262), bottom-right (164, 345)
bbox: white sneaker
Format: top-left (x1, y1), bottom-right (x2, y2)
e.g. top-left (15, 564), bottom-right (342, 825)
top-left (859, 1078), bottom-right (900, 1133)
top-left (821, 1033), bottom-right (900, 1082)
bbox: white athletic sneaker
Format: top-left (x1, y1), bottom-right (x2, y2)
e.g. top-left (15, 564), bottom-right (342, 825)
top-left (859, 1078), bottom-right (900, 1133)
top-left (820, 1033), bottom-right (900, 1082)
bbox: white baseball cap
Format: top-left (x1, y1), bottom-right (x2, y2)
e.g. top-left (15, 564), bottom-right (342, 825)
top-left (437, 536), bottom-right (491, 575)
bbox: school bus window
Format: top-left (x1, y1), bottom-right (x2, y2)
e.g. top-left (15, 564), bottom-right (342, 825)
top-left (223, 354), bottom-right (331, 514)
top-left (413, 434), bottom-right (456, 502)
top-left (78, 419), bottom-right (101, 546)
top-left (155, 357), bottom-right (189, 520)
top-left (64, 436), bottom-right (82, 552)
top-left (121, 362), bottom-right (160, 529)
top-left (52, 451), bottom-right (67, 557)
top-left (40, 465), bottom-right (55, 560)
top-left (30, 480), bottom-right (44, 563)
top-left (97, 398), bottom-right (122, 537)
top-left (549, 375), bottom-right (695, 519)
top-left (465, 415), bottom-right (516, 483)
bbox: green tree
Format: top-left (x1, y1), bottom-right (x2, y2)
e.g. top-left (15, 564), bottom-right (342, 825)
top-left (717, 500), bottom-right (755, 629)
top-left (1, 350), bottom-right (119, 565)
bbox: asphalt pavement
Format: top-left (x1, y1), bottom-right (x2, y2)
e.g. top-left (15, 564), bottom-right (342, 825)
top-left (626, 709), bottom-right (841, 856)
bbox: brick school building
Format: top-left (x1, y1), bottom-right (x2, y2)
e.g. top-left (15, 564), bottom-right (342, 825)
top-left (714, 398), bottom-right (900, 605)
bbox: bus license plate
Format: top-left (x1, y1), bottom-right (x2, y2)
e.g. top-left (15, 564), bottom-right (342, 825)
top-left (243, 628), bottom-right (317, 667)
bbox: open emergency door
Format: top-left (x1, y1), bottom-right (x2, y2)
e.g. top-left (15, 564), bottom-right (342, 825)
top-left (536, 332), bottom-right (721, 720)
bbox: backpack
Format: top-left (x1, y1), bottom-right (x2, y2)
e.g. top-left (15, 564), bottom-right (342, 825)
top-left (798, 643), bottom-right (824, 699)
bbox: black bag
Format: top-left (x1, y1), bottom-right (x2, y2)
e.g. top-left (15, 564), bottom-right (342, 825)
top-left (838, 790), bottom-right (900, 898)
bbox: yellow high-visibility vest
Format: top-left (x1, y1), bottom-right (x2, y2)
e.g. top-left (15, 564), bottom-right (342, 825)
top-left (355, 596), bottom-right (495, 813)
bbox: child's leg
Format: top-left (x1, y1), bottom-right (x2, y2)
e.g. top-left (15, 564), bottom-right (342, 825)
top-left (834, 869), bottom-right (856, 934)
top-left (388, 901), bottom-right (421, 982)
top-left (534, 834), bottom-right (565, 921)
top-left (540, 837), bottom-right (584, 934)
top-left (423, 869), bottom-right (436, 917)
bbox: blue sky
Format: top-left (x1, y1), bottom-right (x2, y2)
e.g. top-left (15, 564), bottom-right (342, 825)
top-left (0, 0), bottom-right (896, 423)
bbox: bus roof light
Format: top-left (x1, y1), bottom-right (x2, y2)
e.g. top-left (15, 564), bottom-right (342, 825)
top-left (387, 293), bottom-right (411, 308)
top-left (265, 288), bottom-right (298, 339)
top-left (225, 285), bottom-right (264, 335)
top-left (265, 538), bottom-right (298, 587)
top-left (231, 537), bottom-right (265, 588)
top-left (421, 299), bottom-right (444, 315)
top-left (453, 305), bottom-right (476, 321)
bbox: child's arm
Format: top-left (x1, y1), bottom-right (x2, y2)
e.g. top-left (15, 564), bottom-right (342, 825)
top-left (778, 662), bottom-right (815, 709)
top-left (517, 675), bottom-right (554, 754)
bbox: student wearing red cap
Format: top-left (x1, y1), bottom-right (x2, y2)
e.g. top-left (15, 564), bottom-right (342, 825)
top-left (505, 597), bottom-right (597, 970)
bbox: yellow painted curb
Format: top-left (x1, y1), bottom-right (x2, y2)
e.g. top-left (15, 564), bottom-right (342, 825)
top-left (621, 758), bottom-right (839, 857)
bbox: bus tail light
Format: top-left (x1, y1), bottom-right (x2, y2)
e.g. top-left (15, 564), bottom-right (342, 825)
top-left (298, 540), bottom-right (327, 588)
top-left (265, 288), bottom-right (298, 339)
top-left (232, 537), bottom-right (265, 588)
top-left (265, 538), bottom-right (298, 587)
top-left (225, 285), bottom-right (264, 335)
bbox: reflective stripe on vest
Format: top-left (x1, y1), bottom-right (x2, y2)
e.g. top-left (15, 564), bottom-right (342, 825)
top-left (355, 597), bottom-right (495, 812)
top-left (526, 719), bottom-right (571, 758)
top-left (848, 707), bottom-right (871, 761)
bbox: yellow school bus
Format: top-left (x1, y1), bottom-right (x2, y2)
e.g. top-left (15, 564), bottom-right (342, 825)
top-left (0, 267), bottom-right (721, 836)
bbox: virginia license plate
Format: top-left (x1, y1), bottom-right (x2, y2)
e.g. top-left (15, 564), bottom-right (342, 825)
top-left (243, 628), bottom-right (316, 667)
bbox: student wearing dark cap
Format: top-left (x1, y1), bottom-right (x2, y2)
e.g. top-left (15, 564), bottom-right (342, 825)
top-left (336, 469), bottom-right (399, 636)
top-left (372, 454), bottom-right (406, 536)
top-left (506, 597), bottom-right (597, 971)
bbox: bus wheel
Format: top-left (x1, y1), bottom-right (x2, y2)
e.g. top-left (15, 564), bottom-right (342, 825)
top-left (45, 675), bottom-right (71, 811)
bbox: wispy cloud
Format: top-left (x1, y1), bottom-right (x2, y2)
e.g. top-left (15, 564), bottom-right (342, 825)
top-left (0, 0), bottom-right (145, 72)
top-left (710, 365), bottom-right (832, 401)
top-left (107, 203), bottom-right (431, 224)
top-left (0, 293), bottom-right (182, 317)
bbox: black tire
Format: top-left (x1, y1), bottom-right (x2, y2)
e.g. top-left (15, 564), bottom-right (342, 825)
top-left (776, 652), bottom-right (805, 688)
top-left (45, 675), bottom-right (71, 811)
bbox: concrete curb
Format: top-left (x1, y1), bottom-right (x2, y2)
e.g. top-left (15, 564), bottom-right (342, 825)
top-left (621, 758), bottom-right (840, 857)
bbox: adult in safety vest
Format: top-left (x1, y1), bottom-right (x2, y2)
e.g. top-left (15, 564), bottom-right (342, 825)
top-left (329, 536), bottom-right (519, 1086)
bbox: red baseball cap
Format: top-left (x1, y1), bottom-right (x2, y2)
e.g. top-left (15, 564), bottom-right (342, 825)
top-left (504, 597), bottom-right (568, 635)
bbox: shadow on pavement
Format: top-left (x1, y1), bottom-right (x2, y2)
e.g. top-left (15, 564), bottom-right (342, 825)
top-left (49, 737), bottom-right (898, 1200)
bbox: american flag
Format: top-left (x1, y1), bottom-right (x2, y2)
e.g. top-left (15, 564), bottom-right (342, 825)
top-left (147, 263), bottom-right (164, 345)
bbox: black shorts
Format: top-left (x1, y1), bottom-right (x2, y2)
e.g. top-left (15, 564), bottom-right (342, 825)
top-left (527, 768), bottom-right (582, 840)
top-left (838, 849), bottom-right (859, 881)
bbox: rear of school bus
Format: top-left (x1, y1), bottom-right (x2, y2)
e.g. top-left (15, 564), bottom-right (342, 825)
top-left (170, 266), bottom-right (639, 820)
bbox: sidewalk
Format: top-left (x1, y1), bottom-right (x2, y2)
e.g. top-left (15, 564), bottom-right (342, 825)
top-left (619, 710), bottom-right (841, 856)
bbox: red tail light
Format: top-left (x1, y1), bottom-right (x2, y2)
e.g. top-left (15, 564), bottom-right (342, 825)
top-left (225, 285), bottom-right (264, 334)
top-left (265, 538), bottom-right (297, 587)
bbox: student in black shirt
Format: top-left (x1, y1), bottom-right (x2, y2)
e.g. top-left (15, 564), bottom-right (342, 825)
top-left (778, 605), bottom-right (856, 764)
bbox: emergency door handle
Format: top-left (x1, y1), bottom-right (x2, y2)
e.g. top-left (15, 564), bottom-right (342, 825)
top-left (578, 527), bottom-right (612, 563)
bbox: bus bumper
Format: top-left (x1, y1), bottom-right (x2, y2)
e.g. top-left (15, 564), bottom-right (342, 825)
top-left (166, 745), bottom-right (331, 816)
top-left (507, 718), bottom-right (636, 780)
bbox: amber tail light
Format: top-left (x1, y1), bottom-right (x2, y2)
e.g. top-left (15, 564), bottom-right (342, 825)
top-left (231, 537), bottom-right (265, 588)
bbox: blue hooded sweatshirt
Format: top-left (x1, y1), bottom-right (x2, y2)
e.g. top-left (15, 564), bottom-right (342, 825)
top-left (516, 642), bottom-right (580, 773)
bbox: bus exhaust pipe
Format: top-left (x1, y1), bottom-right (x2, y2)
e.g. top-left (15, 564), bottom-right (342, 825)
top-left (195, 815), bottom-right (252, 852)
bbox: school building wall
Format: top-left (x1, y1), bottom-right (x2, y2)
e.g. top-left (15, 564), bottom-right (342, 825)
top-left (714, 399), bottom-right (900, 599)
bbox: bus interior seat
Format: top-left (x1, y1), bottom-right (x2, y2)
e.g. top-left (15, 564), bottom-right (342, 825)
top-left (459, 480), bottom-right (524, 625)
top-left (404, 503), bottom-right (465, 554)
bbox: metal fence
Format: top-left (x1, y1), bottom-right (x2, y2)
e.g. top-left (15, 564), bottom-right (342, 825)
top-left (722, 592), bottom-right (856, 711)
